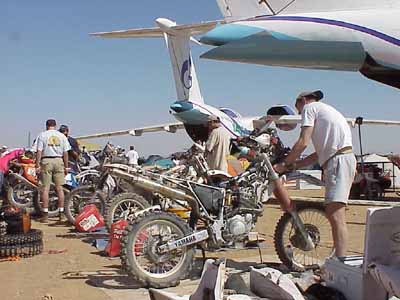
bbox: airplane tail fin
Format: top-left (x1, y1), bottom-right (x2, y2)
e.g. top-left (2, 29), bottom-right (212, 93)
top-left (156, 18), bottom-right (203, 104)
top-left (91, 18), bottom-right (210, 104)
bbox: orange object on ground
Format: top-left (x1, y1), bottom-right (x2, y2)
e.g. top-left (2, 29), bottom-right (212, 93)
top-left (75, 205), bottom-right (104, 232)
top-left (0, 256), bottom-right (21, 262)
top-left (22, 211), bottom-right (31, 234)
top-left (105, 220), bottom-right (129, 257)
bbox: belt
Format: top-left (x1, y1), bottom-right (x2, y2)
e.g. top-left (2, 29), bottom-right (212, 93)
top-left (42, 156), bottom-right (62, 159)
top-left (322, 146), bottom-right (353, 169)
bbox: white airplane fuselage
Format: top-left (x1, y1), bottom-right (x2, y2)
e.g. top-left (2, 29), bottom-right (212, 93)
top-left (170, 100), bottom-right (255, 140)
top-left (201, 9), bottom-right (400, 88)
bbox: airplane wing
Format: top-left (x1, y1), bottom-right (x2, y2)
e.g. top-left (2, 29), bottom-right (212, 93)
top-left (76, 122), bottom-right (184, 140)
top-left (201, 33), bottom-right (366, 72)
top-left (216, 0), bottom-right (400, 18)
top-left (253, 115), bottom-right (400, 130)
top-left (90, 20), bottom-right (222, 39)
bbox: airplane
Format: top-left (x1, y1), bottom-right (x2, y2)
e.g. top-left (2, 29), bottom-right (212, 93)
top-left (78, 18), bottom-right (265, 142)
top-left (201, 0), bottom-right (400, 89)
top-left (77, 16), bottom-right (400, 142)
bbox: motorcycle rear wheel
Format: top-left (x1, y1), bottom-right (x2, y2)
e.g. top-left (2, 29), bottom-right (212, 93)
top-left (33, 186), bottom-right (67, 218)
top-left (274, 203), bottom-right (334, 271)
top-left (120, 211), bottom-right (195, 288)
top-left (7, 182), bottom-right (36, 209)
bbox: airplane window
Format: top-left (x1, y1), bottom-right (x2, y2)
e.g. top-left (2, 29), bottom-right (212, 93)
top-left (220, 108), bottom-right (241, 118)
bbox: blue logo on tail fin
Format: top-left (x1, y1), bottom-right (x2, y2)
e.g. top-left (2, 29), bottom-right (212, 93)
top-left (180, 58), bottom-right (192, 89)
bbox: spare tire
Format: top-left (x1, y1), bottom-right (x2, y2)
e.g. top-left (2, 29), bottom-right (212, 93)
top-left (0, 229), bottom-right (43, 246)
top-left (0, 240), bottom-right (43, 258)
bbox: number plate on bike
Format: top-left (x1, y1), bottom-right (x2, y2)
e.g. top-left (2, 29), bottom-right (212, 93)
top-left (159, 230), bottom-right (209, 252)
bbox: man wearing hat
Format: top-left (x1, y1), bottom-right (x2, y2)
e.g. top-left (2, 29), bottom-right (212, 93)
top-left (274, 90), bottom-right (356, 258)
top-left (59, 125), bottom-right (80, 173)
top-left (205, 115), bottom-right (231, 173)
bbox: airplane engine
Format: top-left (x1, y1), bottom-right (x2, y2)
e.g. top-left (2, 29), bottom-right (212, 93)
top-left (267, 105), bottom-right (297, 131)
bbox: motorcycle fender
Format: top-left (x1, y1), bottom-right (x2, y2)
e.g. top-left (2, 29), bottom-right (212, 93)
top-left (134, 205), bottom-right (161, 218)
top-left (159, 229), bottom-right (209, 253)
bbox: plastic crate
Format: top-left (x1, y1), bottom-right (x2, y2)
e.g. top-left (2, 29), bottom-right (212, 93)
top-left (323, 256), bottom-right (364, 300)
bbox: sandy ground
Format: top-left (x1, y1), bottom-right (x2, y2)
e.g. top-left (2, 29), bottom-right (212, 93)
top-left (0, 189), bottom-right (391, 300)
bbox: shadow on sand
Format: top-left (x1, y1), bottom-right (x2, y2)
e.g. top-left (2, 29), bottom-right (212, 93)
top-left (61, 257), bottom-right (285, 291)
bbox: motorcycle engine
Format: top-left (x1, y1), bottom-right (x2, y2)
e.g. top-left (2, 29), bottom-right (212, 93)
top-left (226, 214), bottom-right (254, 241)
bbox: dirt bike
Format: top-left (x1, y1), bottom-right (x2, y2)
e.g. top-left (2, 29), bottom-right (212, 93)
top-left (108, 129), bottom-right (332, 288)
top-left (6, 163), bottom-right (79, 217)
top-left (101, 145), bottom-right (217, 230)
top-left (63, 161), bottom-right (154, 225)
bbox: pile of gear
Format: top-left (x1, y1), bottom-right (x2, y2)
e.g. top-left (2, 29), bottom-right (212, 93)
top-left (0, 207), bottom-right (43, 258)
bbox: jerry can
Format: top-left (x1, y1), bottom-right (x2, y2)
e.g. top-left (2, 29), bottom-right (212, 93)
top-left (105, 219), bottom-right (129, 257)
top-left (75, 204), bottom-right (104, 232)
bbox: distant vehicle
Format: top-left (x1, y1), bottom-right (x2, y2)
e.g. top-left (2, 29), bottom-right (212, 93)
top-left (350, 162), bottom-right (392, 200)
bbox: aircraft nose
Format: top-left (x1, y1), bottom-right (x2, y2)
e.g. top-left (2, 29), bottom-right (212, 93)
top-left (170, 101), bottom-right (193, 113)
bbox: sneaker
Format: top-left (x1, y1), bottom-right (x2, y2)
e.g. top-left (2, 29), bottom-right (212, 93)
top-left (39, 213), bottom-right (49, 223)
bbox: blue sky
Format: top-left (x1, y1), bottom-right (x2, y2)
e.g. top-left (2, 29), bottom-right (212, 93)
top-left (2, 0), bottom-right (399, 156)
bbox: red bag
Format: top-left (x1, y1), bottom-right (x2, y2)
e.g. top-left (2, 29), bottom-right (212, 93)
top-left (75, 204), bottom-right (104, 232)
top-left (105, 220), bottom-right (129, 257)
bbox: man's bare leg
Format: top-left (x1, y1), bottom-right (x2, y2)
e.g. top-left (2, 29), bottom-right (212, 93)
top-left (55, 185), bottom-right (64, 211)
top-left (325, 202), bottom-right (348, 257)
top-left (39, 186), bottom-right (50, 222)
top-left (273, 178), bottom-right (295, 212)
top-left (41, 187), bottom-right (49, 211)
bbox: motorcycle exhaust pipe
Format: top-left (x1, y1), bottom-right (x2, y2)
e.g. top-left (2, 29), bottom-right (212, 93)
top-left (108, 168), bottom-right (200, 217)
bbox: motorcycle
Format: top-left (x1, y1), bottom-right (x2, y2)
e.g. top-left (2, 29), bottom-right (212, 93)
top-left (63, 162), bottom-right (153, 225)
top-left (108, 129), bottom-right (332, 288)
top-left (6, 162), bottom-right (79, 217)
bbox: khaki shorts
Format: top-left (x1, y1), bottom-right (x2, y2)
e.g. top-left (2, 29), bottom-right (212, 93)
top-left (40, 158), bottom-right (65, 188)
top-left (324, 153), bottom-right (357, 205)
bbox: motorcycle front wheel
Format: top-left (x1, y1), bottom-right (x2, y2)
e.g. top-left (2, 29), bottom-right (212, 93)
top-left (120, 211), bottom-right (195, 288)
top-left (64, 185), bottom-right (107, 225)
top-left (274, 203), bottom-right (334, 271)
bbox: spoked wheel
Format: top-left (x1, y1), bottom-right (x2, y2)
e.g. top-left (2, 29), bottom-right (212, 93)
top-left (274, 203), bottom-right (334, 271)
top-left (77, 170), bottom-right (101, 186)
top-left (64, 185), bottom-right (107, 225)
top-left (7, 182), bottom-right (36, 209)
top-left (33, 186), bottom-right (67, 217)
top-left (121, 211), bottom-right (195, 288)
top-left (104, 192), bottom-right (150, 229)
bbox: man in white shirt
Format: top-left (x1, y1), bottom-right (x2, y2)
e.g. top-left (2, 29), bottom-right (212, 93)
top-left (126, 145), bottom-right (139, 167)
top-left (274, 90), bottom-right (356, 258)
top-left (35, 119), bottom-right (71, 222)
